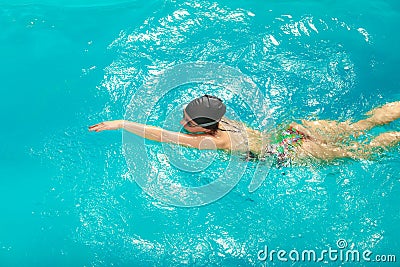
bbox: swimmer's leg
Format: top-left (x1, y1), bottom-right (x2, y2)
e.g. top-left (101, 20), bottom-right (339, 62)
top-left (290, 120), bottom-right (355, 143)
top-left (368, 132), bottom-right (400, 151)
top-left (295, 132), bottom-right (400, 162)
top-left (291, 101), bottom-right (400, 143)
top-left (351, 101), bottom-right (400, 131)
top-left (294, 140), bottom-right (356, 161)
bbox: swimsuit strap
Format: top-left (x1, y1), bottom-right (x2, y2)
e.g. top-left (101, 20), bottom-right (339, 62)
top-left (217, 119), bottom-right (242, 133)
top-left (218, 127), bottom-right (242, 133)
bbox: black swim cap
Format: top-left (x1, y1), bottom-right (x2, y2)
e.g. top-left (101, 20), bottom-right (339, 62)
top-left (185, 94), bottom-right (226, 127)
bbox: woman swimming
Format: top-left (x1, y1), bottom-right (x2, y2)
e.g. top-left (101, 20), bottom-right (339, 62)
top-left (89, 95), bottom-right (400, 165)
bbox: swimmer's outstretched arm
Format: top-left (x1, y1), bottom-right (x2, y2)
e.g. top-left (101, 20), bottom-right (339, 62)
top-left (89, 120), bottom-right (224, 150)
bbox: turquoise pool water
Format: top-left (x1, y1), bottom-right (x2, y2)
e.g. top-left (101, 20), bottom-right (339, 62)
top-left (1, 0), bottom-right (399, 266)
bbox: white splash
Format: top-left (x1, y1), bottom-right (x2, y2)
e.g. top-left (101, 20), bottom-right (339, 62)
top-left (269, 34), bottom-right (280, 46)
top-left (357, 27), bottom-right (371, 43)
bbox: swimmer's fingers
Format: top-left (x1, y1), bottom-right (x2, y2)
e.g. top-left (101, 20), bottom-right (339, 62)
top-left (89, 123), bottom-right (101, 128)
top-left (89, 122), bottom-right (113, 132)
top-left (88, 120), bottom-right (123, 132)
top-left (89, 122), bottom-right (109, 132)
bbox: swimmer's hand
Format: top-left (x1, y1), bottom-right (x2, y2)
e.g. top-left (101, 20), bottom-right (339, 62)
top-left (88, 120), bottom-right (124, 132)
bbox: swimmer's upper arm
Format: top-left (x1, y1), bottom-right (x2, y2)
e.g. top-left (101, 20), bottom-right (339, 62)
top-left (161, 131), bottom-right (222, 150)
top-left (121, 121), bottom-right (225, 150)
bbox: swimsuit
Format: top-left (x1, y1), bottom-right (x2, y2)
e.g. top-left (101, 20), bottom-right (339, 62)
top-left (263, 126), bottom-right (305, 166)
top-left (218, 118), bottom-right (305, 166)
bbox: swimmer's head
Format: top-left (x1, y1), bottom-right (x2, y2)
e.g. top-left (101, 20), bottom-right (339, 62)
top-left (180, 94), bottom-right (226, 134)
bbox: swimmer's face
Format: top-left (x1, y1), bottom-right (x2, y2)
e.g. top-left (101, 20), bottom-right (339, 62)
top-left (180, 110), bottom-right (209, 133)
